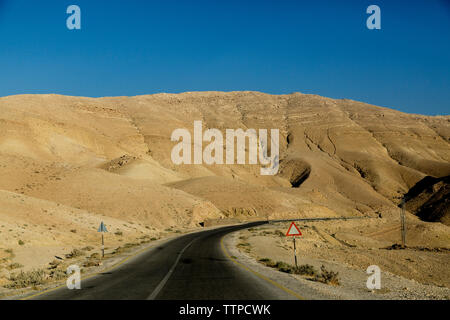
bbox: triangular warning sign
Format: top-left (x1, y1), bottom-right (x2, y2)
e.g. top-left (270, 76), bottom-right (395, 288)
top-left (286, 222), bottom-right (302, 236)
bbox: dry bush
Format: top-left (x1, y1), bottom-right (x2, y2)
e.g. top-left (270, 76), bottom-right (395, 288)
top-left (294, 264), bottom-right (317, 276)
top-left (259, 258), bottom-right (277, 268)
top-left (5, 269), bottom-right (47, 289)
top-left (89, 252), bottom-right (100, 259)
top-left (274, 230), bottom-right (285, 237)
top-left (6, 263), bottom-right (23, 270)
top-left (49, 269), bottom-right (66, 281)
top-left (237, 242), bottom-right (251, 253)
top-left (259, 259), bottom-right (294, 273)
top-left (124, 242), bottom-right (139, 249)
top-left (275, 261), bottom-right (293, 273)
top-left (112, 246), bottom-right (125, 255)
top-left (259, 258), bottom-right (319, 277)
top-left (237, 242), bottom-right (250, 247)
top-left (83, 259), bottom-right (101, 267)
top-left (48, 259), bottom-right (62, 269)
top-left (65, 248), bottom-right (85, 259)
top-left (313, 265), bottom-right (340, 285)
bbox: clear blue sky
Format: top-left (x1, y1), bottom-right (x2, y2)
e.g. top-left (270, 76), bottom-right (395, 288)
top-left (0, 0), bottom-right (449, 115)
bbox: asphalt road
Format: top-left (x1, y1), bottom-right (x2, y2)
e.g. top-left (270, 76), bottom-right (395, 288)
top-left (29, 221), bottom-right (300, 300)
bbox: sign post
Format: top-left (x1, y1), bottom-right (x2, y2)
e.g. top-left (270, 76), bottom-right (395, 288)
top-left (293, 236), bottom-right (298, 268)
top-left (285, 222), bottom-right (302, 268)
top-left (97, 221), bottom-right (108, 258)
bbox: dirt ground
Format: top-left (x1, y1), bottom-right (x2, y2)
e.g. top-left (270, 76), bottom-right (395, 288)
top-left (0, 219), bottom-right (207, 294)
top-left (0, 221), bottom-right (243, 298)
top-left (233, 219), bottom-right (450, 299)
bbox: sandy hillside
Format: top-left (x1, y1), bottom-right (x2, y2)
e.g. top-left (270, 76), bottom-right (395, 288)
top-left (0, 91), bottom-right (448, 279)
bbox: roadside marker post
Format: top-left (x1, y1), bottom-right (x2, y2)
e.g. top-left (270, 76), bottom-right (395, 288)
top-left (285, 222), bottom-right (302, 268)
top-left (97, 221), bottom-right (108, 258)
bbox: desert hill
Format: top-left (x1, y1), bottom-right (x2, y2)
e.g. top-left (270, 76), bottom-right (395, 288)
top-left (0, 91), bottom-right (449, 271)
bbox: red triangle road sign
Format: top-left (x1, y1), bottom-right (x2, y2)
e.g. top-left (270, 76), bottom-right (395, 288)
top-left (286, 222), bottom-right (302, 236)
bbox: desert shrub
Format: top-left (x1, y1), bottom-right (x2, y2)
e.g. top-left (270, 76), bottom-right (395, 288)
top-left (65, 248), bottom-right (85, 259)
top-left (259, 259), bottom-right (318, 277)
top-left (82, 246), bottom-right (94, 251)
top-left (274, 261), bottom-right (294, 273)
top-left (70, 229), bottom-right (77, 233)
top-left (237, 242), bottom-right (250, 247)
top-left (48, 260), bottom-right (62, 269)
top-left (114, 231), bottom-right (123, 236)
top-left (5, 269), bottom-right (47, 289)
top-left (259, 258), bottom-right (277, 268)
top-left (274, 230), bottom-right (285, 237)
top-left (49, 269), bottom-right (66, 280)
top-left (89, 253), bottom-right (100, 259)
top-left (293, 264), bottom-right (317, 276)
top-left (313, 265), bottom-right (340, 285)
top-left (237, 242), bottom-right (251, 253)
top-left (112, 247), bottom-right (124, 255)
top-left (7, 263), bottom-right (23, 270)
top-left (83, 259), bottom-right (101, 267)
top-left (260, 258), bottom-right (338, 285)
top-left (18, 240), bottom-right (25, 246)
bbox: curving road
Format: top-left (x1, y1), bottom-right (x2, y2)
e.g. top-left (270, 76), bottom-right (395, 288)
top-left (28, 221), bottom-right (301, 300)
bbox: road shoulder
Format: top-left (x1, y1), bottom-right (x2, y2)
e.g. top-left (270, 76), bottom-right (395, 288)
top-left (223, 224), bottom-right (450, 300)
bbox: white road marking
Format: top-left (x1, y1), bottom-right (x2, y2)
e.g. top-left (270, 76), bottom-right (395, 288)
top-left (147, 237), bottom-right (197, 300)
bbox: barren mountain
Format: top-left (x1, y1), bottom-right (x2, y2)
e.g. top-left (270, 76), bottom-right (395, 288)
top-left (0, 92), bottom-right (448, 272)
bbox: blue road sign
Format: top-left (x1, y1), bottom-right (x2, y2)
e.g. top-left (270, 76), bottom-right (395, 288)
top-left (97, 221), bottom-right (108, 233)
